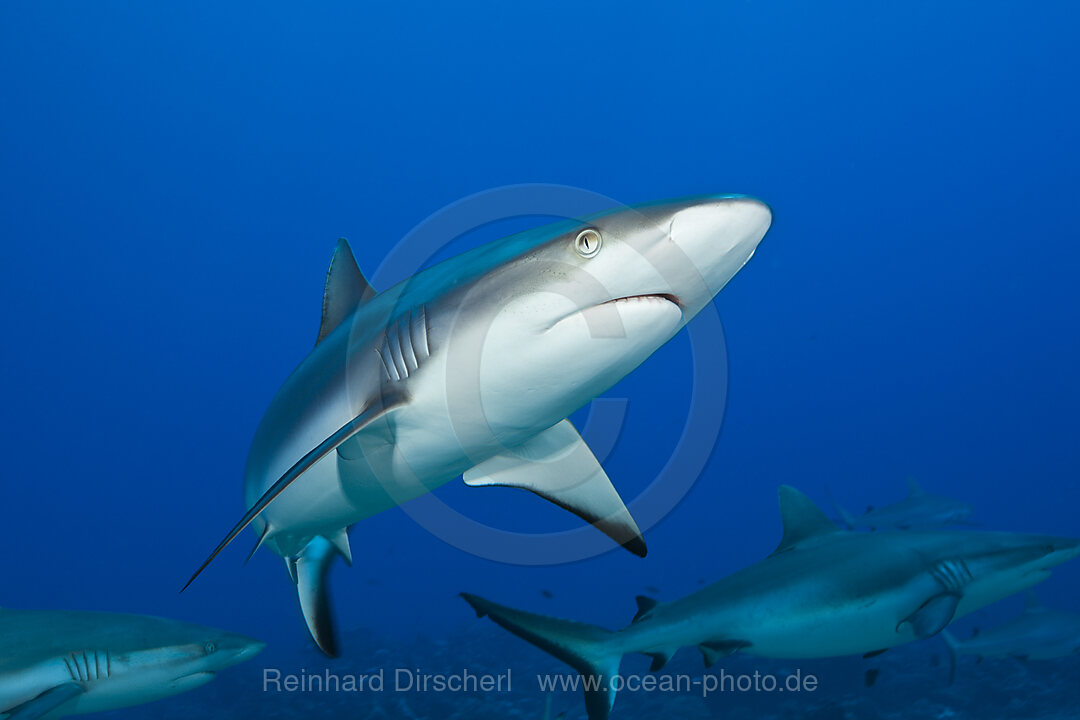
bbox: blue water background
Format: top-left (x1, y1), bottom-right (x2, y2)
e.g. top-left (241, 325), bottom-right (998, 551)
top-left (1, 2), bottom-right (1078, 717)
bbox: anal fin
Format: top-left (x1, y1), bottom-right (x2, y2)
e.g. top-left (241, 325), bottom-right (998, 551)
top-left (327, 527), bottom-right (353, 565)
top-left (463, 420), bottom-right (646, 557)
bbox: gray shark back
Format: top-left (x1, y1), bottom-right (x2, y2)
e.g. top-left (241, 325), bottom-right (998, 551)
top-left (0, 610), bottom-right (214, 672)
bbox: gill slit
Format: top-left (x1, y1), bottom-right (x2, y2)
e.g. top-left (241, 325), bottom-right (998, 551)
top-left (63, 656), bottom-right (77, 682)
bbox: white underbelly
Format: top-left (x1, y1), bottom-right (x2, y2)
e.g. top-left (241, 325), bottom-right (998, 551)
top-left (255, 403), bottom-right (506, 546)
top-left (252, 358), bottom-right (557, 550)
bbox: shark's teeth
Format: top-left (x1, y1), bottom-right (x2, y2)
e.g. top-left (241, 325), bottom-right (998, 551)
top-left (607, 293), bottom-right (681, 308)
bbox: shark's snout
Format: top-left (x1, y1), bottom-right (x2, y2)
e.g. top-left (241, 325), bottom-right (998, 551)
top-left (211, 634), bottom-right (266, 668)
top-left (668, 196), bottom-right (772, 295)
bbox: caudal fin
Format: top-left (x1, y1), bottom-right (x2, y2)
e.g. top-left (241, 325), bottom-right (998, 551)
top-left (461, 593), bottom-right (623, 720)
top-left (292, 532), bottom-right (352, 657)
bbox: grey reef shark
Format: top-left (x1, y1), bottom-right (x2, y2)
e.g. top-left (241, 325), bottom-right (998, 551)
top-left (828, 478), bottom-right (974, 531)
top-left (943, 590), bottom-right (1080, 682)
top-left (183, 194), bottom-right (774, 655)
top-left (0, 608), bottom-right (262, 719)
top-left (462, 486), bottom-right (1080, 720)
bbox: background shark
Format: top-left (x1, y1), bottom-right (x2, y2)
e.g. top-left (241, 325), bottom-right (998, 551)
top-left (943, 591), bottom-right (1080, 682)
top-left (0, 609), bottom-right (262, 719)
top-left (462, 487), bottom-right (1080, 720)
top-left (827, 478), bottom-right (974, 530)
top-left (185, 194), bottom-right (772, 654)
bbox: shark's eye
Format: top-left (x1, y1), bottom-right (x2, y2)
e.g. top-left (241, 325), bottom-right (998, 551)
top-left (573, 228), bottom-right (602, 259)
top-left (204, 642), bottom-right (217, 655)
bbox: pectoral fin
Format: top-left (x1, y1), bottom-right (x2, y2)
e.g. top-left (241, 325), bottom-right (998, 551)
top-left (5, 682), bottom-right (84, 720)
top-left (898, 592), bottom-right (961, 639)
top-left (463, 420), bottom-right (646, 557)
top-left (182, 391), bottom-right (407, 591)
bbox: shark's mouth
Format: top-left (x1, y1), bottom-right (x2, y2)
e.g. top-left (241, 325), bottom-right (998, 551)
top-left (171, 671), bottom-right (216, 686)
top-left (548, 293), bottom-right (682, 329)
top-left (600, 293), bottom-right (682, 309)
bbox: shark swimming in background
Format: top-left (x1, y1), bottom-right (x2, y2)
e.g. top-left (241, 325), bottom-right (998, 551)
top-left (462, 486), bottom-right (1080, 720)
top-left (0, 608), bottom-right (262, 719)
top-left (942, 591), bottom-right (1080, 682)
top-left (827, 478), bottom-right (974, 530)
top-left (184, 194), bottom-right (773, 655)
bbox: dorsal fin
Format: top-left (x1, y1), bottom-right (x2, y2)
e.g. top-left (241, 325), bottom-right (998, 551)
top-left (317, 238), bottom-right (375, 345)
top-left (773, 486), bottom-right (841, 555)
top-left (632, 596), bottom-right (660, 623)
top-left (907, 477), bottom-right (924, 496)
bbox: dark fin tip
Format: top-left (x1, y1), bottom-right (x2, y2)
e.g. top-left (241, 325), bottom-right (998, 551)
top-left (317, 635), bottom-right (340, 658)
top-left (460, 593), bottom-right (488, 618)
top-left (625, 537), bottom-right (648, 558)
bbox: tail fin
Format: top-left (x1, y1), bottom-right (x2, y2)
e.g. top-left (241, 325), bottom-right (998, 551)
top-left (941, 630), bottom-right (960, 684)
top-left (292, 533), bottom-right (351, 657)
top-left (461, 593), bottom-right (623, 720)
top-left (824, 485), bottom-right (857, 529)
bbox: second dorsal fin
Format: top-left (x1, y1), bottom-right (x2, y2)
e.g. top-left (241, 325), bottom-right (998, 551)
top-left (317, 238), bottom-right (375, 345)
